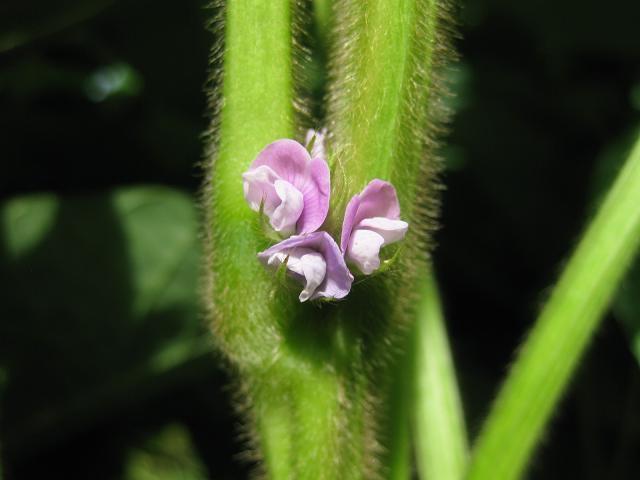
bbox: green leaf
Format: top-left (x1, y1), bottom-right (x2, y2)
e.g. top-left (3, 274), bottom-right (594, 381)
top-left (0, 186), bottom-right (208, 455)
top-left (414, 274), bottom-right (468, 480)
top-left (124, 423), bottom-right (208, 480)
top-left (467, 129), bottom-right (640, 480)
top-left (590, 126), bottom-right (640, 366)
top-left (1, 193), bottom-right (59, 261)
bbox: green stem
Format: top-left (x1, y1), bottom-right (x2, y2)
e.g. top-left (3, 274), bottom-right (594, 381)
top-left (323, 0), bottom-right (453, 476)
top-left (207, 0), bottom-right (295, 365)
top-left (384, 330), bottom-right (415, 480)
top-left (326, 0), bottom-right (452, 220)
top-left (466, 131), bottom-right (640, 480)
top-left (206, 0), bottom-right (297, 476)
top-left (414, 273), bottom-right (468, 480)
top-left (206, 0), bottom-right (454, 477)
top-left (313, 0), bottom-right (332, 52)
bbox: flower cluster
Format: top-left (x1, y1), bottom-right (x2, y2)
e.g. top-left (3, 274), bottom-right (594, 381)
top-left (242, 130), bottom-right (408, 302)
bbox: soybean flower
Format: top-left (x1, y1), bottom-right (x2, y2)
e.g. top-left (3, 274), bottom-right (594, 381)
top-left (243, 138), bottom-right (330, 236)
top-left (341, 179), bottom-right (408, 275)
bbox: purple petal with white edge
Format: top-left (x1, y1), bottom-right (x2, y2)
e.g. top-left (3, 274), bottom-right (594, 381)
top-left (258, 232), bottom-right (353, 301)
top-left (340, 179), bottom-right (408, 275)
top-left (340, 179), bottom-right (402, 252)
top-left (246, 138), bottom-right (331, 234)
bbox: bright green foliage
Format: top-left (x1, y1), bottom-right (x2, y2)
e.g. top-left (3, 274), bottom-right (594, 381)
top-left (467, 131), bottom-right (640, 480)
top-left (414, 275), bottom-right (467, 480)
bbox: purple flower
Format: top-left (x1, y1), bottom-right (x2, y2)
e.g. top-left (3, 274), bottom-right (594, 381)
top-left (243, 138), bottom-right (330, 236)
top-left (340, 179), bottom-right (409, 275)
top-left (258, 232), bottom-right (354, 302)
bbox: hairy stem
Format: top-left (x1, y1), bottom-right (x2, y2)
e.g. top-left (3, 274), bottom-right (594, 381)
top-left (205, 0), bottom-right (298, 476)
top-left (414, 273), bottom-right (468, 480)
top-left (323, 0), bottom-right (454, 476)
top-left (327, 0), bottom-right (451, 220)
top-left (466, 131), bottom-right (640, 480)
top-left (206, 0), bottom-right (454, 477)
top-left (207, 0), bottom-right (294, 366)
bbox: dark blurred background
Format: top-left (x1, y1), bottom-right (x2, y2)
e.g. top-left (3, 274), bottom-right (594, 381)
top-left (1, 0), bottom-right (640, 478)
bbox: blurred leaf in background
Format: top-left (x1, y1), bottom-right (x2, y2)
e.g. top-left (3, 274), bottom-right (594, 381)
top-left (0, 187), bottom-right (205, 472)
top-left (125, 423), bottom-right (207, 480)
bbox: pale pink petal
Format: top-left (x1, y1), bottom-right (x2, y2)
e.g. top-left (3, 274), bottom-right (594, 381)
top-left (242, 165), bottom-right (282, 216)
top-left (258, 232), bottom-right (353, 301)
top-left (346, 229), bottom-right (385, 275)
top-left (252, 139), bottom-right (311, 188)
top-left (340, 179), bottom-right (408, 275)
top-left (245, 138), bottom-right (331, 235)
top-left (340, 192), bottom-right (361, 253)
top-left (357, 217), bottom-right (408, 245)
top-left (270, 180), bottom-right (304, 235)
top-left (266, 247), bottom-right (326, 301)
top-left (341, 179), bottom-right (402, 252)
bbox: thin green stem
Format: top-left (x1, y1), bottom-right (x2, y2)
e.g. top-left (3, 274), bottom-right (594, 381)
top-left (415, 273), bottom-right (468, 480)
top-left (466, 131), bottom-right (640, 480)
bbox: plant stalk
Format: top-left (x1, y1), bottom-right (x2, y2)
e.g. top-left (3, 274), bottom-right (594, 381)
top-left (414, 273), bottom-right (468, 480)
top-left (466, 131), bottom-right (640, 480)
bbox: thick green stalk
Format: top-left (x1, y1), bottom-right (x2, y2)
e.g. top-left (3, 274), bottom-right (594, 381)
top-left (414, 274), bottom-right (468, 480)
top-left (207, 0), bottom-right (294, 366)
top-left (324, 0), bottom-right (454, 477)
top-left (327, 0), bottom-right (452, 218)
top-left (206, 0), bottom-right (454, 477)
top-left (384, 331), bottom-right (415, 480)
top-left (207, 2), bottom-right (359, 477)
top-left (205, 2), bottom-right (372, 477)
top-left (466, 131), bottom-right (640, 480)
top-left (205, 1), bottom-right (298, 476)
